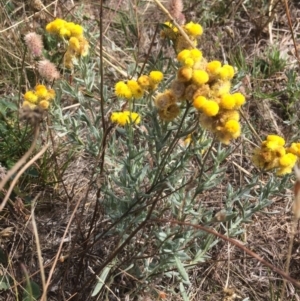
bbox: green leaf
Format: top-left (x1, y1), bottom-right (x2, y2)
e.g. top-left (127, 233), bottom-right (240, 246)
top-left (174, 256), bottom-right (190, 284)
top-left (92, 261), bottom-right (115, 297)
top-left (23, 280), bottom-right (41, 301)
top-left (0, 276), bottom-right (10, 291)
top-left (179, 282), bottom-right (189, 301)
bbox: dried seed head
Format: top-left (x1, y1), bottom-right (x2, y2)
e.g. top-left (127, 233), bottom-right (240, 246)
top-left (20, 106), bottom-right (45, 126)
top-left (31, 0), bottom-right (44, 10)
top-left (38, 59), bottom-right (60, 81)
top-left (24, 32), bottom-right (44, 57)
top-left (168, 0), bottom-right (185, 25)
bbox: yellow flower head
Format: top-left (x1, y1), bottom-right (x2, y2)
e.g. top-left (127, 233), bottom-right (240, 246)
top-left (190, 49), bottom-right (202, 61)
top-left (127, 80), bottom-right (144, 99)
top-left (193, 96), bottom-right (207, 110)
top-left (111, 111), bottom-right (141, 126)
top-left (279, 153), bottom-right (297, 167)
top-left (184, 22), bottom-right (203, 37)
top-left (64, 51), bottom-right (74, 69)
top-left (115, 81), bottom-right (132, 99)
top-left (110, 112), bottom-right (120, 123)
top-left (46, 19), bottom-right (67, 35)
top-left (77, 36), bottom-right (89, 56)
top-left (149, 71), bottom-right (164, 84)
top-left (184, 58), bottom-right (194, 68)
top-left (59, 27), bottom-right (71, 38)
top-left (35, 85), bottom-right (48, 99)
top-left (220, 94), bottom-right (236, 110)
top-left (177, 49), bottom-right (191, 63)
top-left (287, 143), bottom-right (300, 157)
top-left (69, 37), bottom-right (80, 52)
top-left (206, 61), bottom-right (222, 75)
top-left (39, 100), bottom-right (50, 110)
top-left (201, 100), bottom-right (219, 117)
top-left (276, 166), bottom-right (293, 176)
top-left (232, 92), bottom-right (246, 108)
top-left (138, 75), bottom-right (151, 89)
top-left (219, 65), bottom-right (235, 80)
top-left (266, 135), bottom-right (285, 147)
top-left (177, 67), bottom-right (193, 82)
top-left (24, 91), bottom-right (38, 104)
top-left (192, 70), bottom-right (209, 85)
top-left (224, 120), bottom-right (241, 138)
top-left (124, 111), bottom-right (141, 125)
top-left (67, 23), bottom-right (83, 38)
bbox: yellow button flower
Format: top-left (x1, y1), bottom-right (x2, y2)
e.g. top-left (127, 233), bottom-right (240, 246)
top-left (224, 120), bottom-right (241, 138)
top-left (266, 135), bottom-right (285, 147)
top-left (24, 91), bottom-right (38, 104)
top-left (184, 22), bottom-right (203, 37)
top-left (115, 81), bottom-right (132, 99)
top-left (177, 67), bottom-right (193, 82)
top-left (232, 92), bottom-right (246, 108)
top-left (279, 153), bottom-right (297, 167)
top-left (220, 94), bottom-right (235, 110)
top-left (39, 100), bottom-right (50, 110)
top-left (149, 71), bottom-right (164, 84)
top-left (206, 61), bottom-right (222, 74)
top-left (127, 80), bottom-right (144, 99)
top-left (193, 96), bottom-right (207, 110)
top-left (192, 70), bottom-right (209, 85)
top-left (202, 100), bottom-right (219, 117)
top-left (287, 143), bottom-right (300, 156)
top-left (35, 85), bottom-right (48, 99)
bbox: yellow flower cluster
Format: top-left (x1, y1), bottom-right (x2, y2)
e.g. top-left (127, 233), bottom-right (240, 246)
top-left (252, 135), bottom-right (300, 175)
top-left (22, 85), bottom-right (55, 110)
top-left (46, 18), bottom-right (89, 69)
top-left (161, 21), bottom-right (203, 52)
top-left (110, 111), bottom-right (141, 126)
top-left (154, 42), bottom-right (246, 143)
top-left (115, 71), bottom-right (164, 100)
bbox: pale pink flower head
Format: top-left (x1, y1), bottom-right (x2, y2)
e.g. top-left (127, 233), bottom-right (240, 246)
top-left (38, 59), bottom-right (60, 81)
top-left (24, 32), bottom-right (44, 57)
top-left (168, 0), bottom-right (186, 25)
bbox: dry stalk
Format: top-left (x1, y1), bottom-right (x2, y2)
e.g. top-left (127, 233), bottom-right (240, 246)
top-left (30, 192), bottom-right (46, 301)
top-left (1, 143), bottom-right (49, 208)
top-left (40, 196), bottom-right (83, 301)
